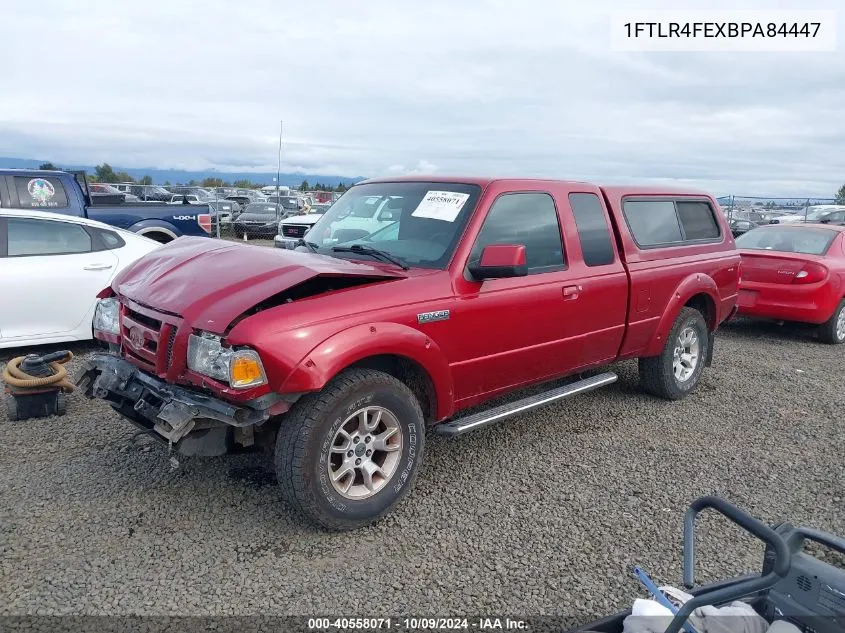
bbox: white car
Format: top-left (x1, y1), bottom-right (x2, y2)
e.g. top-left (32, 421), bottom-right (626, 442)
top-left (0, 209), bottom-right (162, 349)
top-left (274, 197), bottom-right (401, 249)
top-left (261, 185), bottom-right (290, 197)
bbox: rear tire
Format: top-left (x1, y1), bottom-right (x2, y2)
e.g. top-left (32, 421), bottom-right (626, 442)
top-left (819, 299), bottom-right (845, 344)
top-left (639, 307), bottom-right (710, 400)
top-left (274, 368), bottom-right (425, 530)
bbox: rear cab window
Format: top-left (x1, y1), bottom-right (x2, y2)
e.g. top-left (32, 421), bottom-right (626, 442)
top-left (13, 176), bottom-right (69, 209)
top-left (622, 197), bottom-right (722, 249)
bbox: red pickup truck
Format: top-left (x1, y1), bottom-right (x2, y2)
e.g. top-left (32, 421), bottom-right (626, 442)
top-left (78, 176), bottom-right (740, 529)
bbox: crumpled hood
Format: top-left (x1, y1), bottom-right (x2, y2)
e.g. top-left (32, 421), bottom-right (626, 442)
top-left (113, 237), bottom-right (405, 333)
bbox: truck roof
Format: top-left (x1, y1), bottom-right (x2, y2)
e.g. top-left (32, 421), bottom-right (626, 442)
top-left (358, 175), bottom-right (714, 197)
top-left (599, 184), bottom-right (713, 198)
top-left (0, 168), bottom-right (73, 177)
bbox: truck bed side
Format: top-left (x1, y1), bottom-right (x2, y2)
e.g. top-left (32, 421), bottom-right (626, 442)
top-left (599, 186), bottom-right (740, 360)
top-left (85, 203), bottom-right (212, 238)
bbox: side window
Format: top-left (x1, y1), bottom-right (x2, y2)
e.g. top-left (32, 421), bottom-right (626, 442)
top-left (470, 192), bottom-right (564, 273)
top-left (624, 198), bottom-right (722, 247)
top-left (97, 228), bottom-right (126, 250)
top-left (623, 200), bottom-right (683, 246)
top-left (676, 201), bottom-right (720, 240)
top-left (13, 176), bottom-right (69, 209)
top-left (568, 193), bottom-right (616, 266)
top-left (7, 218), bottom-right (92, 256)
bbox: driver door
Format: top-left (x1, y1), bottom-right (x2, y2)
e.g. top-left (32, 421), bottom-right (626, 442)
top-left (447, 188), bottom-right (584, 404)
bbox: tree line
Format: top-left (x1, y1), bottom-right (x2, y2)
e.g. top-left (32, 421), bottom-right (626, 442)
top-left (37, 162), bottom-right (350, 192)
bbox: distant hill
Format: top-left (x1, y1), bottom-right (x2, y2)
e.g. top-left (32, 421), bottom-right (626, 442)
top-left (0, 157), bottom-right (365, 187)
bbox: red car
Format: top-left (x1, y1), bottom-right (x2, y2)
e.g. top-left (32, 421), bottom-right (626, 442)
top-left (78, 177), bottom-right (739, 529)
top-left (735, 223), bottom-right (845, 343)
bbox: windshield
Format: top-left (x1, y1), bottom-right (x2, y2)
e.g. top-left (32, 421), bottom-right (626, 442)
top-left (301, 181), bottom-right (482, 269)
top-left (735, 226), bottom-right (836, 255)
top-left (244, 203), bottom-right (280, 214)
top-left (93, 184), bottom-right (122, 194)
top-left (274, 196), bottom-right (300, 209)
top-left (804, 207), bottom-right (845, 221)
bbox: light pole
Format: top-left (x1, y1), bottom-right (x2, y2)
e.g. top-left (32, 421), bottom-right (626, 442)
top-left (276, 120), bottom-right (283, 213)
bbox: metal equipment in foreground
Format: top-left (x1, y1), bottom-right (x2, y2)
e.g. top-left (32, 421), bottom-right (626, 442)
top-left (2, 351), bottom-right (74, 421)
top-left (570, 496), bottom-right (845, 633)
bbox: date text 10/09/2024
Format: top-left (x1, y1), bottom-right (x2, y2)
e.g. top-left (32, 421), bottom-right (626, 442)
top-left (308, 618), bottom-right (528, 630)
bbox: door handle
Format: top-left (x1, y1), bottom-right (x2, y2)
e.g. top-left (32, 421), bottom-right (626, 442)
top-left (83, 263), bottom-right (114, 271)
top-left (562, 285), bottom-right (581, 300)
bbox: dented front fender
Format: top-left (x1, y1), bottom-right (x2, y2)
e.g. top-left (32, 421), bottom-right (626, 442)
top-left (279, 322), bottom-right (455, 420)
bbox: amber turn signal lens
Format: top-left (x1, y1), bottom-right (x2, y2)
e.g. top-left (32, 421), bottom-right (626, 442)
top-left (230, 356), bottom-right (266, 387)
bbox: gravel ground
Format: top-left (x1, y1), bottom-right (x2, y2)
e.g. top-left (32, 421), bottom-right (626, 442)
top-left (1, 318), bottom-right (843, 627)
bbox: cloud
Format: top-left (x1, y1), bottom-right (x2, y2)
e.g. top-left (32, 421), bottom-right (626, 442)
top-left (0, 0), bottom-right (843, 196)
top-left (386, 160), bottom-right (439, 175)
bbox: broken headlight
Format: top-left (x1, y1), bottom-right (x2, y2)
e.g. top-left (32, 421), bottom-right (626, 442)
top-left (93, 297), bottom-right (120, 335)
top-left (186, 332), bottom-right (267, 389)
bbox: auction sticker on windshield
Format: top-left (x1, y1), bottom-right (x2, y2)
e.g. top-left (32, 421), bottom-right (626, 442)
top-left (411, 191), bottom-right (470, 222)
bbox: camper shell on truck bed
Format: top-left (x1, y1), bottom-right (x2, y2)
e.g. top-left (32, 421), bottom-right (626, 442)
top-left (77, 176), bottom-right (740, 529)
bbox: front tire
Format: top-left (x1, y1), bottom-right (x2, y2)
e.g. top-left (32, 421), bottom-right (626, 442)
top-left (274, 369), bottom-right (425, 530)
top-left (819, 299), bottom-right (845, 344)
top-left (639, 307), bottom-right (710, 400)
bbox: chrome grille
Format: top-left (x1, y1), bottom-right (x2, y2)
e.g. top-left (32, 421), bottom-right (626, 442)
top-left (121, 305), bottom-right (162, 372)
top-left (119, 302), bottom-right (181, 376)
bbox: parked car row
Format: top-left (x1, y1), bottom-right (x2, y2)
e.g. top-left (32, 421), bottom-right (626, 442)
top-left (724, 205), bottom-right (845, 227)
top-left (18, 169), bottom-right (318, 241)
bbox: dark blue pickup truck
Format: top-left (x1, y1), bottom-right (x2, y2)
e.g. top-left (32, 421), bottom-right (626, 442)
top-left (0, 169), bottom-right (212, 243)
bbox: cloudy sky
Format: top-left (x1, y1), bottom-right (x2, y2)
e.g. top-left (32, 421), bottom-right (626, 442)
top-left (0, 0), bottom-right (843, 196)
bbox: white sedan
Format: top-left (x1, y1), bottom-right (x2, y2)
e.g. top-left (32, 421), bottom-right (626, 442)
top-left (0, 209), bottom-right (161, 349)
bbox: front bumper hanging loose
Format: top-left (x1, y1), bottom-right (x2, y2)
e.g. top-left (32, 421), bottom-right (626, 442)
top-left (75, 353), bottom-right (271, 444)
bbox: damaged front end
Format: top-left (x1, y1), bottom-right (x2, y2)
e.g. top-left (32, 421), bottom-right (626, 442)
top-left (76, 353), bottom-right (286, 456)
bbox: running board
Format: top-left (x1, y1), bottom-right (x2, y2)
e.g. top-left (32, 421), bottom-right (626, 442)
top-left (435, 372), bottom-right (618, 437)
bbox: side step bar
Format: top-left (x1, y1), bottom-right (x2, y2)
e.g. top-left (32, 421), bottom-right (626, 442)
top-left (435, 372), bottom-right (618, 437)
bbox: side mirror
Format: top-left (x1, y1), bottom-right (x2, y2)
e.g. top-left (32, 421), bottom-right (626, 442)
top-left (468, 244), bottom-right (527, 280)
